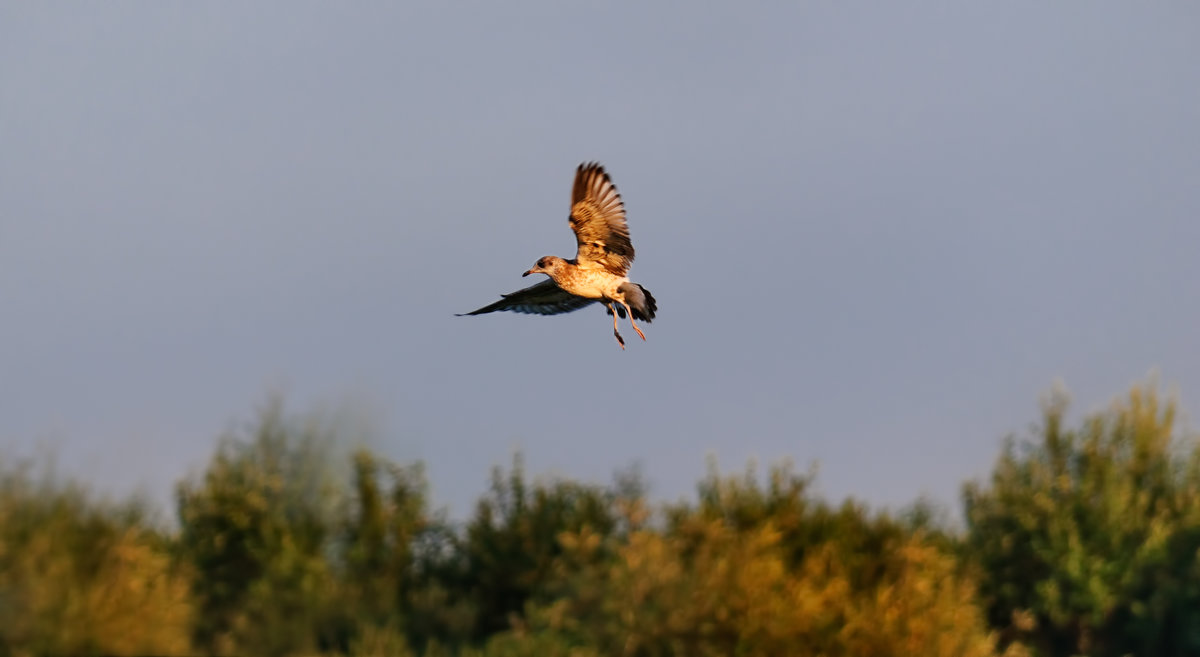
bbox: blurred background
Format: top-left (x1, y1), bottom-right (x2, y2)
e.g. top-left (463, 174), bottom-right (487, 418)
top-left (5, 2), bottom-right (1196, 521)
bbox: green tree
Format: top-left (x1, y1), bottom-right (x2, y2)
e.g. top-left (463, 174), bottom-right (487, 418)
top-left (176, 397), bottom-right (342, 656)
top-left (459, 455), bottom-right (619, 643)
top-left (334, 448), bottom-right (443, 653)
top-left (964, 383), bottom-right (1200, 656)
top-left (344, 449), bottom-right (418, 619)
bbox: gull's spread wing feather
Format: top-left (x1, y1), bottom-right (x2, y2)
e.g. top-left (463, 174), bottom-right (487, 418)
top-left (458, 279), bottom-right (597, 316)
top-left (570, 163), bottom-right (634, 275)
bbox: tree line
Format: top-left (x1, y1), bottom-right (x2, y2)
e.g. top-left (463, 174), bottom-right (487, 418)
top-left (1, 382), bottom-right (1197, 657)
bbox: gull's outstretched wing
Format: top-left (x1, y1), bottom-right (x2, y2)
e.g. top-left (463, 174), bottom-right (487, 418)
top-left (458, 279), bottom-right (597, 316)
top-left (570, 162), bottom-right (634, 275)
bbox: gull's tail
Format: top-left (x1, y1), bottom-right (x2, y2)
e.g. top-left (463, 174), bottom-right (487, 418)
top-left (614, 282), bottom-right (656, 322)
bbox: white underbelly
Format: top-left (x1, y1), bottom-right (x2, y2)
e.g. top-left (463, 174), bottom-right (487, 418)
top-left (557, 273), bottom-right (621, 300)
top-left (565, 280), bottom-right (611, 299)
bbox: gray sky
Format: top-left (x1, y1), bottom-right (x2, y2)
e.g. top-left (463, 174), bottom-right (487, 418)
top-left (4, 3), bottom-right (1198, 520)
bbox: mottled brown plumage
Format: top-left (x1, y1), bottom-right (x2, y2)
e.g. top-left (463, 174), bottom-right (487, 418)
top-left (459, 163), bottom-right (657, 349)
top-left (570, 163), bottom-right (634, 275)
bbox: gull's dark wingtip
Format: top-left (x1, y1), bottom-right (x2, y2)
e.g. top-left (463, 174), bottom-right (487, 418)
top-left (458, 301), bottom-right (504, 316)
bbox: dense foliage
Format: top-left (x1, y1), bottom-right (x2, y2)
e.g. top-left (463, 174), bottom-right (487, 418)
top-left (965, 384), bottom-right (1200, 657)
top-left (1, 382), bottom-right (1197, 656)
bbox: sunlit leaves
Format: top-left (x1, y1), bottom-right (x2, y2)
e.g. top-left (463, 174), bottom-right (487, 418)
top-left (520, 462), bottom-right (1002, 657)
top-left (0, 465), bottom-right (193, 656)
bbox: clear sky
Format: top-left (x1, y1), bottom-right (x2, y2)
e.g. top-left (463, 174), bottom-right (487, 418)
top-left (3, 3), bottom-right (1198, 520)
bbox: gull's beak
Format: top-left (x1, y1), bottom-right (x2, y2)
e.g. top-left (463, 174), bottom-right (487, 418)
top-left (522, 268), bottom-right (534, 277)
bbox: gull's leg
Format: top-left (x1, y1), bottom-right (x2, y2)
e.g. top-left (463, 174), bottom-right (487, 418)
top-left (620, 301), bottom-right (647, 341)
top-left (607, 303), bottom-right (626, 349)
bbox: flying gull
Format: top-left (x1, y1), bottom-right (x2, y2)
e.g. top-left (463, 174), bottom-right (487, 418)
top-left (459, 162), bottom-right (657, 349)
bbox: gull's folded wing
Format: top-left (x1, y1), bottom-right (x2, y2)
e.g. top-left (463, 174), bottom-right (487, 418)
top-left (458, 279), bottom-right (597, 316)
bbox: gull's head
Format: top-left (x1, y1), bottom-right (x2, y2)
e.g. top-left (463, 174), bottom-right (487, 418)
top-left (523, 256), bottom-right (564, 277)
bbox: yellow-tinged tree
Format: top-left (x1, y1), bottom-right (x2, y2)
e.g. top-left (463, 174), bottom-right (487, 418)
top-left (517, 462), bottom-right (1006, 657)
top-left (0, 463), bottom-right (193, 656)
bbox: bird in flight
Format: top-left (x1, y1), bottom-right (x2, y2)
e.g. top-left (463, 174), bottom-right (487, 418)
top-left (459, 162), bottom-right (657, 349)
